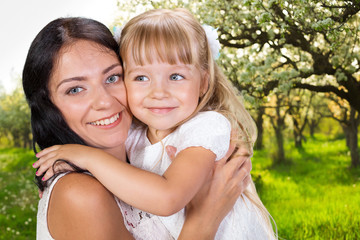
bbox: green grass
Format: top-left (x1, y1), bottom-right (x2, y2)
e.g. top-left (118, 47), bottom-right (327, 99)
top-left (252, 135), bottom-right (360, 240)
top-left (0, 148), bottom-right (38, 240)
top-left (0, 134), bottom-right (359, 239)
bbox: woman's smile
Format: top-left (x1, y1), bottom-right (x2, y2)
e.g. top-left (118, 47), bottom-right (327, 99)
top-left (88, 112), bottom-right (122, 128)
top-left (49, 40), bottom-right (132, 151)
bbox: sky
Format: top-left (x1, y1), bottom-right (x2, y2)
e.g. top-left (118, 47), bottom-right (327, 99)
top-left (0, 0), bottom-right (119, 93)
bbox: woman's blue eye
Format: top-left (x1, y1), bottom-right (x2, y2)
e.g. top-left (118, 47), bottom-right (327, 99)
top-left (170, 74), bottom-right (184, 81)
top-left (67, 87), bottom-right (83, 95)
top-left (106, 74), bottom-right (121, 83)
top-left (135, 75), bottom-right (149, 81)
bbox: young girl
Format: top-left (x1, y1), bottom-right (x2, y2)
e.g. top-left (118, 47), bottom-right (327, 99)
top-left (35, 9), bottom-right (276, 239)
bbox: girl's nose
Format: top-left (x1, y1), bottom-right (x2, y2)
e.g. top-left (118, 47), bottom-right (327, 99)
top-left (149, 80), bottom-right (169, 99)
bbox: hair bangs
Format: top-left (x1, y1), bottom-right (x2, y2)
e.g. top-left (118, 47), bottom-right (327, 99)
top-left (125, 21), bottom-right (198, 66)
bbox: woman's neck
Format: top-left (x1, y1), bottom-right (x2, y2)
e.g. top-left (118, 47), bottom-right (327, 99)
top-left (103, 145), bottom-right (127, 162)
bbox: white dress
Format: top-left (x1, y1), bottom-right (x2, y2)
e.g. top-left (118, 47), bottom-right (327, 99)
top-left (125, 111), bottom-right (273, 240)
top-left (36, 173), bottom-right (67, 240)
top-left (36, 173), bottom-right (172, 240)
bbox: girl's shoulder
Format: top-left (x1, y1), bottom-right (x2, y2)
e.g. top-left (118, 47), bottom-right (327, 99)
top-left (179, 111), bottom-right (231, 133)
top-left (174, 111), bottom-right (231, 160)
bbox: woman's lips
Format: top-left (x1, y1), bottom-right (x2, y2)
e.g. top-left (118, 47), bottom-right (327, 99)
top-left (88, 112), bottom-right (122, 128)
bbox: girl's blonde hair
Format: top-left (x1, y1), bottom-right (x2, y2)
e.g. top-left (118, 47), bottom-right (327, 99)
top-left (120, 8), bottom-right (276, 238)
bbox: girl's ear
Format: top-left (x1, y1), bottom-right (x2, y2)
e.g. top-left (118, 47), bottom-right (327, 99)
top-left (200, 71), bottom-right (210, 97)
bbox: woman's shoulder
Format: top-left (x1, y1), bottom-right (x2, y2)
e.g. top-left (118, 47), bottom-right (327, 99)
top-left (48, 173), bottom-right (110, 213)
top-left (47, 173), bottom-right (128, 239)
top-left (52, 172), bottom-right (102, 194)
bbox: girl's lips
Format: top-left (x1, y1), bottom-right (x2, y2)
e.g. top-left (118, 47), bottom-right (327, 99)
top-left (147, 107), bottom-right (176, 114)
top-left (88, 112), bottom-right (122, 129)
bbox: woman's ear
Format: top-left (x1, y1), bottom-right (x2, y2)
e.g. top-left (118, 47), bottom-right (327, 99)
top-left (200, 71), bottom-right (210, 97)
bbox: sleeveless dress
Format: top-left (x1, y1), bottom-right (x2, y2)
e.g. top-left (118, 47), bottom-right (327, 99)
top-left (125, 111), bottom-right (274, 239)
top-left (36, 173), bottom-right (67, 240)
top-left (36, 173), bottom-right (172, 239)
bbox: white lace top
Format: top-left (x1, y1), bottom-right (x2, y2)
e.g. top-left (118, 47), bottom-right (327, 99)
top-left (125, 111), bottom-right (273, 239)
top-left (36, 173), bottom-right (67, 240)
top-left (36, 171), bottom-right (172, 240)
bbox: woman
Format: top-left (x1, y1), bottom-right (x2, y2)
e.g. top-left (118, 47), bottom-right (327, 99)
top-left (23, 17), bottom-right (252, 239)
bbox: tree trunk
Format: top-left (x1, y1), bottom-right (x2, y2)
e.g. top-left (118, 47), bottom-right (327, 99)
top-left (341, 124), bottom-right (350, 148)
top-left (341, 107), bottom-right (360, 168)
top-left (309, 119), bottom-right (317, 137)
top-left (255, 107), bottom-right (265, 150)
top-left (348, 128), bottom-right (359, 168)
top-left (348, 107), bottom-right (359, 168)
top-left (275, 125), bottom-right (285, 163)
top-left (12, 132), bottom-right (21, 148)
top-left (293, 129), bottom-right (302, 148)
top-left (274, 96), bottom-right (286, 163)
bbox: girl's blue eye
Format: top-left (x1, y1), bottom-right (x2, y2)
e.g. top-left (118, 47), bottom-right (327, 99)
top-left (170, 73), bottom-right (184, 81)
top-left (67, 87), bottom-right (83, 95)
top-left (106, 74), bottom-right (121, 84)
top-left (135, 75), bottom-right (149, 82)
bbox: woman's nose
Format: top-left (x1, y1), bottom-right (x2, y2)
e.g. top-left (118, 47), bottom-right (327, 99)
top-left (92, 86), bottom-right (114, 110)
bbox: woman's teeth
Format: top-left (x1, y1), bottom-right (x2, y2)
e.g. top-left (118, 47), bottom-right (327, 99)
top-left (90, 113), bottom-right (120, 126)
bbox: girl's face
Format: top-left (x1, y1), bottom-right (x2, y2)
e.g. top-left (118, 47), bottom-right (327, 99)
top-left (49, 40), bottom-right (132, 154)
top-left (124, 54), bottom-right (207, 142)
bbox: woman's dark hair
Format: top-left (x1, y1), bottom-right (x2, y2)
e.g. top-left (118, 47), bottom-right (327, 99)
top-left (22, 17), bottom-right (121, 191)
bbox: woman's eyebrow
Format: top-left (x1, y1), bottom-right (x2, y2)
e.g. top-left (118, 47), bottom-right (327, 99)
top-left (56, 77), bottom-right (85, 90)
top-left (56, 63), bottom-right (122, 90)
top-left (102, 63), bottom-right (122, 74)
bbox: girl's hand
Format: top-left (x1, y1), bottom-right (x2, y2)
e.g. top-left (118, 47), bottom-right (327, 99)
top-left (32, 144), bottom-right (89, 181)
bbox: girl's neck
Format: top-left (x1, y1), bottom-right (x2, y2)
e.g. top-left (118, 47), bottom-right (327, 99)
top-left (147, 127), bottom-right (175, 144)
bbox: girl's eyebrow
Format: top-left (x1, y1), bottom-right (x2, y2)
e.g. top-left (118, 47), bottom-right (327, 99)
top-left (126, 64), bottom-right (191, 75)
top-left (56, 63), bottom-right (122, 90)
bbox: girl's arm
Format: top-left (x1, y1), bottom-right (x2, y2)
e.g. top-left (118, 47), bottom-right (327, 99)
top-left (35, 144), bottom-right (215, 216)
top-left (43, 144), bottom-right (251, 240)
top-left (179, 144), bottom-right (252, 240)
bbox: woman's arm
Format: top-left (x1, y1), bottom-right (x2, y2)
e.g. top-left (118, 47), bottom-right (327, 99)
top-left (35, 144), bottom-right (215, 216)
top-left (47, 173), bottom-right (134, 240)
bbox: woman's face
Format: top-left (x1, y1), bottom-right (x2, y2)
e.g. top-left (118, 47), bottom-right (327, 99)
top-left (48, 40), bottom-right (132, 153)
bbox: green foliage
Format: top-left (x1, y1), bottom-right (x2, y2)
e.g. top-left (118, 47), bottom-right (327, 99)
top-left (0, 86), bottom-right (31, 148)
top-left (252, 135), bottom-right (360, 239)
top-left (0, 148), bottom-right (37, 240)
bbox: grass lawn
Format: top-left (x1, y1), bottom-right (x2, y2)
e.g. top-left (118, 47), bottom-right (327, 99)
top-left (0, 134), bottom-right (359, 239)
top-left (253, 134), bottom-right (360, 239)
top-left (0, 148), bottom-right (37, 240)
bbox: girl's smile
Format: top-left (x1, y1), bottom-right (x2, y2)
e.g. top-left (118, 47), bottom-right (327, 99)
top-left (147, 107), bottom-right (177, 114)
top-left (124, 57), bottom-right (207, 143)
